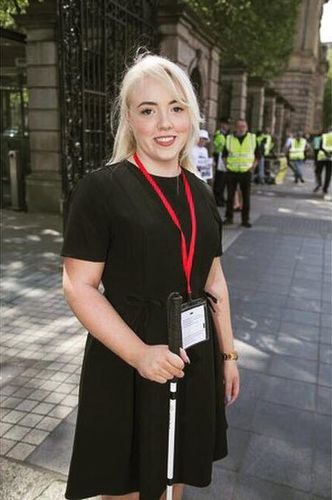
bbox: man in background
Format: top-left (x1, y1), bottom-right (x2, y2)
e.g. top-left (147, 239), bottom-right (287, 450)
top-left (315, 126), bottom-right (332, 199)
top-left (213, 117), bottom-right (230, 206)
top-left (286, 130), bottom-right (310, 184)
top-left (223, 119), bottom-right (260, 228)
top-left (311, 130), bottom-right (323, 190)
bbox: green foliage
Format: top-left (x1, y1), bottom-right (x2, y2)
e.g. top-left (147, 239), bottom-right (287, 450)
top-left (323, 47), bottom-right (332, 129)
top-left (0, 0), bottom-right (29, 28)
top-left (327, 47), bottom-right (332, 79)
top-left (186, 0), bottom-right (302, 78)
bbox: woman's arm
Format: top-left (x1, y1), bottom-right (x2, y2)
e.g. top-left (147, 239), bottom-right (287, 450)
top-left (205, 256), bottom-right (240, 405)
top-left (205, 257), bottom-right (234, 352)
top-left (62, 257), bottom-right (187, 383)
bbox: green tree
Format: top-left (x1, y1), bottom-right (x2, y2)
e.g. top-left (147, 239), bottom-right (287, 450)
top-left (186, 0), bottom-right (302, 78)
top-left (0, 0), bottom-right (29, 28)
top-left (323, 47), bottom-right (332, 129)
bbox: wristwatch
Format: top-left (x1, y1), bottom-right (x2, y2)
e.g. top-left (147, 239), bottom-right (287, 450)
top-left (221, 350), bottom-right (238, 361)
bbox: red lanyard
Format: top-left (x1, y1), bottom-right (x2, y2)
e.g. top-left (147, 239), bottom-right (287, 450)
top-left (133, 152), bottom-right (197, 298)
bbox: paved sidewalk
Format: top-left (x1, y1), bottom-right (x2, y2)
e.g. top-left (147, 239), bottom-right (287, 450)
top-left (1, 165), bottom-right (331, 499)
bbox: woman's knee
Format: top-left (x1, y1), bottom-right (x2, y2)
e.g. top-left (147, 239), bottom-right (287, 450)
top-left (159, 483), bottom-right (184, 500)
top-left (101, 493), bottom-right (139, 500)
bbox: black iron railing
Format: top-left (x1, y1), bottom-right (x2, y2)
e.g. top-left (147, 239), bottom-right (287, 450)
top-left (58, 0), bottom-right (157, 215)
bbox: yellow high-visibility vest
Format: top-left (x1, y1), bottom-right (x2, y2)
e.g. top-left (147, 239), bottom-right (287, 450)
top-left (257, 134), bottom-right (273, 156)
top-left (213, 131), bottom-right (226, 153)
top-left (226, 133), bottom-right (256, 172)
top-left (262, 134), bottom-right (273, 155)
top-left (317, 132), bottom-right (332, 161)
top-left (289, 138), bottom-right (306, 161)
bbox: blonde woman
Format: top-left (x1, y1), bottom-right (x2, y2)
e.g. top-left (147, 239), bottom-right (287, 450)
top-left (61, 53), bottom-right (239, 500)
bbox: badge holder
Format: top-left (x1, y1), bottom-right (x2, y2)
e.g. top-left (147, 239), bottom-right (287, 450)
top-left (180, 296), bottom-right (209, 350)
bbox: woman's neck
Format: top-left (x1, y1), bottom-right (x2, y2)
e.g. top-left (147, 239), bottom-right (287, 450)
top-left (129, 151), bottom-right (181, 178)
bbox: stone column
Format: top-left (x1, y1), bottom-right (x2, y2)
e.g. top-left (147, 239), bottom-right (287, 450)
top-left (220, 68), bottom-right (247, 121)
top-left (205, 47), bottom-right (220, 133)
top-left (274, 101), bottom-right (285, 152)
top-left (264, 95), bottom-right (277, 134)
top-left (14, 0), bottom-right (61, 213)
top-left (248, 83), bottom-right (265, 131)
top-left (313, 50), bottom-right (328, 131)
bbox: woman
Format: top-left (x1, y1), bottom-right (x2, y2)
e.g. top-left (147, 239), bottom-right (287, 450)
top-left (61, 53), bottom-right (240, 500)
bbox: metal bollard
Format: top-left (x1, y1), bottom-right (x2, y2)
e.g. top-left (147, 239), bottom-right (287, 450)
top-left (8, 150), bottom-right (25, 210)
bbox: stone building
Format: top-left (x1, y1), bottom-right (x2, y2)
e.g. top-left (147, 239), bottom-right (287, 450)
top-left (0, 0), bottom-right (328, 214)
top-left (272, 0), bottom-right (328, 133)
top-left (5, 0), bottom-right (221, 214)
top-left (217, 0), bottom-right (328, 139)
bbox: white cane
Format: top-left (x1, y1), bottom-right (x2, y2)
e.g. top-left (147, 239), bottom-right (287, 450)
top-left (166, 292), bottom-right (183, 500)
top-left (166, 381), bottom-right (177, 500)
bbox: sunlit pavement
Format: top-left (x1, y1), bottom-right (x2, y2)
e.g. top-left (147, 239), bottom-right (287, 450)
top-left (1, 164), bottom-right (331, 499)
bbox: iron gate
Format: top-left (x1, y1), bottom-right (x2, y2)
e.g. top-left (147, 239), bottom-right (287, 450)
top-left (58, 0), bottom-right (158, 216)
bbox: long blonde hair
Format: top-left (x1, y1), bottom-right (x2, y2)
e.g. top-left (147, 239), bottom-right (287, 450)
top-left (109, 52), bottom-right (203, 170)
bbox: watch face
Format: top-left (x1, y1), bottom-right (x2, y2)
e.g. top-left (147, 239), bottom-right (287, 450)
top-left (223, 352), bottom-right (238, 360)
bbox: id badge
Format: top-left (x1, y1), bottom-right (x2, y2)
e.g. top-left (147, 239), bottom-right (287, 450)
top-left (180, 297), bottom-right (209, 349)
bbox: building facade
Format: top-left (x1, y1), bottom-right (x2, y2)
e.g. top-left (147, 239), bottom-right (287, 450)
top-left (9, 0), bottom-right (221, 214)
top-left (216, 0), bottom-right (328, 146)
top-left (272, 0), bottom-right (328, 133)
top-left (1, 0), bottom-right (328, 214)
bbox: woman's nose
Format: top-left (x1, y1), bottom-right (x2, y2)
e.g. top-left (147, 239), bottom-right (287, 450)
top-left (157, 110), bottom-right (173, 130)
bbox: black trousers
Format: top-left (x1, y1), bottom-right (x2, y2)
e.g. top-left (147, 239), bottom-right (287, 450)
top-left (225, 170), bottom-right (251, 223)
top-left (213, 171), bottom-right (227, 205)
top-left (316, 160), bottom-right (332, 193)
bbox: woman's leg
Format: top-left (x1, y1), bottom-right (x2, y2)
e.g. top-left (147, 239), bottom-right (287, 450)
top-left (159, 484), bottom-right (185, 500)
top-left (102, 493), bottom-right (139, 500)
top-left (101, 484), bottom-right (184, 500)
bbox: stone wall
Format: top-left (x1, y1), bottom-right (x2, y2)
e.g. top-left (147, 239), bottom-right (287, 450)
top-left (273, 71), bottom-right (317, 132)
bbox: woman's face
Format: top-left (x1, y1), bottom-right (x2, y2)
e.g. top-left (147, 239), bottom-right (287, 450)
top-left (127, 76), bottom-right (191, 168)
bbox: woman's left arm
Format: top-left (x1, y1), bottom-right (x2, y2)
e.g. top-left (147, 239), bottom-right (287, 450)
top-left (205, 257), bottom-right (240, 406)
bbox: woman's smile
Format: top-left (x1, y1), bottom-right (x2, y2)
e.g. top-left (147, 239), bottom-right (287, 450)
top-left (154, 135), bottom-right (177, 147)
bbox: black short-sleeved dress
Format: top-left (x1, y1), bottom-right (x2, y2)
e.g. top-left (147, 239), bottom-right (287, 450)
top-left (61, 160), bottom-right (228, 500)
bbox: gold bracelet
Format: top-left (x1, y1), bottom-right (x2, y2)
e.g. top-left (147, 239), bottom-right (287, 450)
top-left (221, 350), bottom-right (238, 361)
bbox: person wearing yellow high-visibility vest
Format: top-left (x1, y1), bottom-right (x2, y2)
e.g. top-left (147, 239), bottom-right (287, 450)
top-left (222, 119), bottom-right (260, 228)
top-left (286, 131), bottom-right (309, 183)
top-left (213, 117), bottom-right (230, 206)
top-left (255, 131), bottom-right (267, 184)
top-left (311, 129), bottom-right (323, 187)
top-left (314, 127), bottom-right (332, 198)
top-left (256, 127), bottom-right (276, 183)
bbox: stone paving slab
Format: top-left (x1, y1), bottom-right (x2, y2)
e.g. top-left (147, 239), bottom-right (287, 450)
top-left (0, 457), bottom-right (66, 500)
top-left (1, 165), bottom-right (332, 499)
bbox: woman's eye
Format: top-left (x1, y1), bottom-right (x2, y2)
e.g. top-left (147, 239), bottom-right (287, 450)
top-left (172, 106), bottom-right (183, 113)
top-left (141, 108), bottom-right (153, 115)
